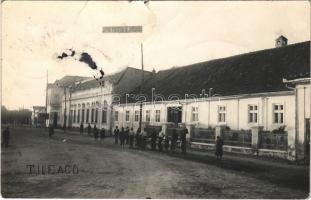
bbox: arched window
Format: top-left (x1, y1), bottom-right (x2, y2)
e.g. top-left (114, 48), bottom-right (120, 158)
top-left (102, 100), bottom-right (108, 124)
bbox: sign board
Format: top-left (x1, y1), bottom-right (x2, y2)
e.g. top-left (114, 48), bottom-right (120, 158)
top-left (102, 26), bottom-right (143, 33)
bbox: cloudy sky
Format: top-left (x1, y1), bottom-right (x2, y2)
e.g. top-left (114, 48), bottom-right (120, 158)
top-left (2, 1), bottom-right (310, 110)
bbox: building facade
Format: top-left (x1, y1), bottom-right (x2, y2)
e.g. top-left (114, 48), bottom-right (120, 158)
top-left (53, 37), bottom-right (310, 161)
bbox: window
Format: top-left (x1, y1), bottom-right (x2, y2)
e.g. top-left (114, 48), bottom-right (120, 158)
top-left (248, 105), bottom-right (258, 123)
top-left (102, 109), bottom-right (107, 123)
top-left (73, 110), bottom-right (76, 123)
top-left (114, 111), bottom-right (118, 122)
top-left (218, 106), bottom-right (226, 123)
top-left (77, 110), bottom-right (80, 123)
top-left (134, 110), bottom-right (139, 122)
top-left (191, 107), bottom-right (199, 122)
top-left (95, 109), bottom-right (98, 123)
top-left (86, 109), bottom-right (89, 123)
top-left (273, 104), bottom-right (284, 124)
top-left (155, 110), bottom-right (161, 122)
top-left (145, 110), bottom-right (150, 122)
top-left (81, 109), bottom-right (85, 123)
top-left (91, 108), bottom-right (94, 123)
top-left (125, 111), bottom-right (130, 122)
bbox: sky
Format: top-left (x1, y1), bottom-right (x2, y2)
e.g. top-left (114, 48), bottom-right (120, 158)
top-left (2, 1), bottom-right (310, 110)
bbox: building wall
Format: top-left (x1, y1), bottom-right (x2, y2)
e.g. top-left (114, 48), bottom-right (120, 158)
top-left (113, 91), bottom-right (295, 135)
top-left (47, 87), bottom-right (64, 126)
top-left (61, 81), bottom-right (114, 131)
top-left (296, 83), bottom-right (310, 159)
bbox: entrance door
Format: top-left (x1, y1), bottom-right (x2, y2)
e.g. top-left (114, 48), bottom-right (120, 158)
top-left (305, 118), bottom-right (310, 164)
top-left (167, 107), bottom-right (182, 127)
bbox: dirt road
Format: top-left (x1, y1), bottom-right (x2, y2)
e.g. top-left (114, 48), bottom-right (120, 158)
top-left (1, 127), bottom-right (309, 198)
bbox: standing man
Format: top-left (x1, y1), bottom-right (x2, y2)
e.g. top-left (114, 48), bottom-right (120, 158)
top-left (93, 124), bottom-right (99, 140)
top-left (141, 128), bottom-right (147, 150)
top-left (114, 126), bottom-right (119, 144)
top-left (129, 127), bottom-right (135, 149)
top-left (80, 123), bottom-right (84, 134)
top-left (135, 128), bottom-right (141, 149)
top-left (215, 136), bottom-right (224, 160)
top-left (2, 127), bottom-right (10, 148)
top-left (125, 127), bottom-right (130, 145)
top-left (158, 129), bottom-right (165, 152)
top-left (180, 127), bottom-right (188, 155)
top-left (48, 125), bottom-right (54, 138)
top-left (171, 129), bottom-right (178, 153)
top-left (150, 130), bottom-right (157, 151)
top-left (100, 128), bottom-right (105, 142)
top-left (120, 127), bottom-right (125, 148)
top-left (87, 123), bottom-right (92, 136)
top-left (164, 133), bottom-right (170, 153)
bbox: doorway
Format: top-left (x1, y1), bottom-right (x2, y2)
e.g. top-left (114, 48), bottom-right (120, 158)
top-left (167, 107), bottom-right (182, 127)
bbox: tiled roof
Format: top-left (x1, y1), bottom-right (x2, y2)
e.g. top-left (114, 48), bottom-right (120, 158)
top-left (127, 41), bottom-right (310, 102)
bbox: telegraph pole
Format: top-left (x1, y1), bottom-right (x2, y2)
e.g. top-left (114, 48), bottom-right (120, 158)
top-left (64, 87), bottom-right (67, 130)
top-left (139, 43), bottom-right (144, 132)
top-left (46, 70), bottom-right (48, 111)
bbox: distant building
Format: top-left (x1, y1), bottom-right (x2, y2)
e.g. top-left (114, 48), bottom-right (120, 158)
top-left (60, 67), bottom-right (152, 132)
top-left (31, 106), bottom-right (46, 128)
top-left (47, 76), bottom-right (89, 127)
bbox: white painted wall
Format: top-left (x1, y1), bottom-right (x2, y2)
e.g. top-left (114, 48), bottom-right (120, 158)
top-left (61, 81), bottom-right (114, 131)
top-left (113, 91), bottom-right (296, 135)
top-left (296, 83), bottom-right (310, 158)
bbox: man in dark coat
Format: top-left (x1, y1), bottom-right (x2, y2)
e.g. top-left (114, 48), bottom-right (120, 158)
top-left (120, 127), bottom-right (125, 148)
top-left (100, 128), bottom-right (105, 141)
top-left (164, 134), bottom-right (170, 153)
top-left (87, 123), bottom-right (92, 136)
top-left (141, 128), bottom-right (147, 150)
top-left (158, 130), bottom-right (165, 152)
top-left (80, 124), bottom-right (84, 134)
top-left (215, 136), bottom-right (224, 160)
top-left (2, 127), bottom-right (10, 148)
top-left (93, 125), bottom-right (99, 140)
top-left (125, 127), bottom-right (129, 145)
top-left (150, 130), bottom-right (157, 151)
top-left (48, 125), bottom-right (54, 138)
top-left (129, 127), bottom-right (135, 149)
top-left (114, 126), bottom-right (119, 144)
top-left (135, 128), bottom-right (141, 149)
top-left (171, 129), bottom-right (178, 153)
top-left (180, 127), bottom-right (188, 155)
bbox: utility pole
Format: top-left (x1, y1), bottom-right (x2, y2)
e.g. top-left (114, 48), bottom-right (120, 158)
top-left (46, 70), bottom-right (48, 111)
top-left (64, 87), bottom-right (67, 130)
top-left (139, 43), bottom-right (144, 132)
top-left (45, 70), bottom-right (48, 128)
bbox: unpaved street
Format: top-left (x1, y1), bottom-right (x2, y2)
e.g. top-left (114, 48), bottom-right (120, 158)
top-left (1, 127), bottom-right (309, 198)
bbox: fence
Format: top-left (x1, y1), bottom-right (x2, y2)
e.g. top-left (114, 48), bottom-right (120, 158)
top-left (221, 129), bottom-right (252, 147)
top-left (166, 127), bottom-right (186, 138)
top-left (259, 130), bottom-right (288, 150)
top-left (145, 125), bottom-right (162, 137)
top-left (190, 128), bottom-right (215, 144)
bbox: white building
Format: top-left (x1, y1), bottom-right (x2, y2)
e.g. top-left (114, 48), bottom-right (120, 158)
top-left (54, 36), bottom-right (310, 161)
top-left (59, 67), bottom-right (153, 133)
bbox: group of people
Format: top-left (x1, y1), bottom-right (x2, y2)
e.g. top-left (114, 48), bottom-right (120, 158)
top-left (113, 126), bottom-right (189, 155)
top-left (82, 123), bottom-right (106, 140)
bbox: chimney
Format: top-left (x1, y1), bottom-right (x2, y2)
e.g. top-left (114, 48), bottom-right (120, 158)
top-left (275, 35), bottom-right (288, 48)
